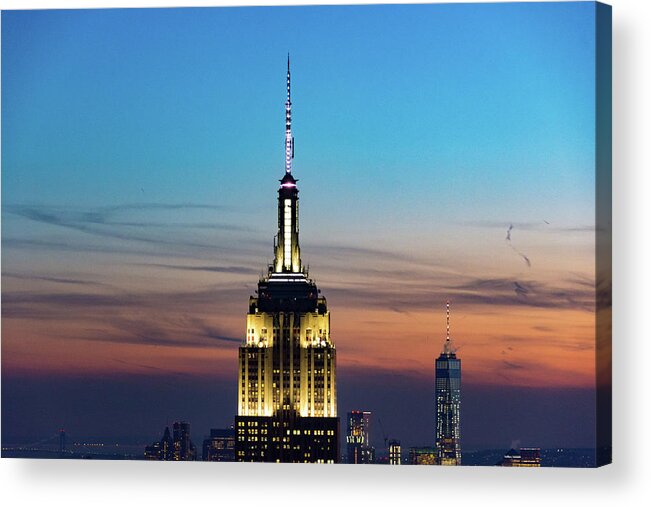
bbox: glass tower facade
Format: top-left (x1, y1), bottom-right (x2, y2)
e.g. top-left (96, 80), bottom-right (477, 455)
top-left (435, 302), bottom-right (461, 465)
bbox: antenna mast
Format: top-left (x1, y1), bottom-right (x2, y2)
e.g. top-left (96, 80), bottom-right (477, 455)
top-left (443, 300), bottom-right (454, 355)
top-left (285, 54), bottom-right (294, 174)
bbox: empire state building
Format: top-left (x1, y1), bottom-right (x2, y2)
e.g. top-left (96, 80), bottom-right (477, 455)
top-left (234, 57), bottom-right (339, 463)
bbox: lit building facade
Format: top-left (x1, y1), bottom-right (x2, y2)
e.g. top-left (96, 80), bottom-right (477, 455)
top-left (388, 439), bottom-right (401, 465)
top-left (346, 411), bottom-right (375, 464)
top-left (408, 447), bottom-right (437, 465)
top-left (234, 57), bottom-right (339, 463)
top-left (435, 301), bottom-right (461, 466)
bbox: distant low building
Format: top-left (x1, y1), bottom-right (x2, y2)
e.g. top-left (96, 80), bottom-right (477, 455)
top-left (144, 441), bottom-right (161, 460)
top-left (499, 447), bottom-right (541, 467)
top-left (388, 439), bottom-right (401, 465)
top-left (202, 428), bottom-right (235, 462)
top-left (144, 422), bottom-right (196, 461)
top-left (408, 447), bottom-right (437, 465)
top-left (144, 426), bottom-right (174, 461)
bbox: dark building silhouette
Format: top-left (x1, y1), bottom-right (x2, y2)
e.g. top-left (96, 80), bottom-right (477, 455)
top-left (172, 421), bottom-right (196, 461)
top-left (161, 426), bottom-right (174, 460)
top-left (234, 57), bottom-right (338, 463)
top-left (58, 429), bottom-right (66, 457)
top-left (202, 428), bottom-right (235, 462)
top-left (435, 301), bottom-right (461, 466)
top-left (346, 411), bottom-right (375, 464)
top-left (144, 422), bottom-right (196, 461)
top-left (144, 441), bottom-right (160, 460)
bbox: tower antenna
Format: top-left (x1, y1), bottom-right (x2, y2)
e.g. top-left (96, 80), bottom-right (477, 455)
top-left (444, 300), bottom-right (454, 354)
top-left (446, 300), bottom-right (450, 342)
top-left (285, 53), bottom-right (293, 174)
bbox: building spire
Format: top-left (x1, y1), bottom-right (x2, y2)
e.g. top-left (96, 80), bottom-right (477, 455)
top-left (443, 300), bottom-right (454, 355)
top-left (285, 53), bottom-right (294, 174)
top-left (275, 56), bottom-right (301, 273)
top-left (287, 53), bottom-right (291, 101)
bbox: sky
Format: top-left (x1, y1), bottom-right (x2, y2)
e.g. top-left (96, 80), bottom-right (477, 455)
top-left (2, 2), bottom-right (600, 452)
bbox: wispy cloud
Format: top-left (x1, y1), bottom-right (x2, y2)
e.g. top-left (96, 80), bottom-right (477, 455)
top-left (53, 312), bottom-right (243, 351)
top-left (513, 281), bottom-right (529, 297)
top-left (111, 358), bottom-right (193, 378)
top-left (190, 318), bottom-right (242, 344)
top-left (324, 275), bottom-right (595, 313)
top-left (99, 314), bottom-right (241, 349)
top-left (2, 272), bottom-right (107, 287)
top-left (303, 243), bottom-right (416, 263)
top-left (100, 203), bottom-right (233, 213)
top-left (1, 284), bottom-right (250, 322)
top-left (459, 219), bottom-right (595, 234)
top-left (134, 263), bottom-right (259, 275)
top-left (500, 334), bottom-right (593, 352)
top-left (502, 360), bottom-right (525, 370)
top-left (506, 224), bottom-right (531, 267)
top-left (3, 203), bottom-right (257, 251)
top-left (1, 237), bottom-right (241, 260)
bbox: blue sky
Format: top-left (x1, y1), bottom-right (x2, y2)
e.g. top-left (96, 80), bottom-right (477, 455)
top-left (3, 4), bottom-right (595, 223)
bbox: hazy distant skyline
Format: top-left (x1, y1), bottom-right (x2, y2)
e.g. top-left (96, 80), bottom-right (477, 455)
top-left (2, 3), bottom-right (598, 451)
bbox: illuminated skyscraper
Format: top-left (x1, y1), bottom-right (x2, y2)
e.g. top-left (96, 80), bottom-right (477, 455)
top-left (234, 57), bottom-right (339, 463)
top-left (435, 301), bottom-right (461, 466)
top-left (346, 410), bottom-right (375, 464)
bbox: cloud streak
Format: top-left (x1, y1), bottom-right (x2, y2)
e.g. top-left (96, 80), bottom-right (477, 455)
top-left (134, 263), bottom-right (259, 275)
top-left (460, 219), bottom-right (596, 234)
top-left (1, 284), bottom-right (250, 323)
top-left (324, 275), bottom-right (595, 313)
top-left (3, 203), bottom-right (258, 252)
top-left (2, 272), bottom-right (107, 287)
top-left (82, 315), bottom-right (242, 349)
top-left (506, 224), bottom-right (531, 268)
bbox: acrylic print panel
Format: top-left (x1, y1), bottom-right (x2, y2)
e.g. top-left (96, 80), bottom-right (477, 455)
top-left (1, 1), bottom-right (611, 467)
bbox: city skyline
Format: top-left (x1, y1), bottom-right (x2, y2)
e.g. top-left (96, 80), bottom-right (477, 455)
top-left (2, 3), bottom-right (601, 454)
